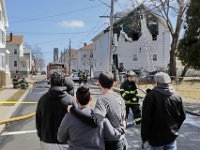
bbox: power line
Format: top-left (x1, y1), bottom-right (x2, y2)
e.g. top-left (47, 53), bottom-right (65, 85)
top-left (6, 30), bottom-right (101, 35)
top-left (74, 9), bottom-right (109, 44)
top-left (9, 4), bottom-right (102, 24)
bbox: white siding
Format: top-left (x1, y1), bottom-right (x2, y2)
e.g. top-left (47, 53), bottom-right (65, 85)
top-left (93, 20), bottom-right (170, 76)
top-left (93, 33), bottom-right (110, 77)
top-left (77, 49), bottom-right (93, 71)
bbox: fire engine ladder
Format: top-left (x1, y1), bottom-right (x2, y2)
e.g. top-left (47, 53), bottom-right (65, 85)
top-left (140, 14), bottom-right (154, 71)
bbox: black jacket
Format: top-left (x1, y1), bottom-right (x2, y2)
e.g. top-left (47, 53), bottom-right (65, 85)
top-left (141, 84), bottom-right (186, 146)
top-left (36, 86), bottom-right (77, 144)
top-left (120, 80), bottom-right (138, 102)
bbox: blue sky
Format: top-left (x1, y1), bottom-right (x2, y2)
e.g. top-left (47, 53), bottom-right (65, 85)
top-left (6, 0), bottom-right (133, 64)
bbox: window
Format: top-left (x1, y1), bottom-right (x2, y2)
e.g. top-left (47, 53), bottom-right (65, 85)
top-left (2, 31), bottom-right (5, 44)
top-left (90, 52), bottom-right (93, 58)
top-left (83, 54), bottom-right (87, 58)
top-left (14, 49), bottom-right (17, 54)
top-left (133, 54), bottom-right (138, 61)
top-left (153, 54), bottom-right (157, 61)
top-left (14, 61), bottom-right (17, 67)
top-left (2, 55), bottom-right (4, 67)
top-left (0, 10), bottom-right (2, 21)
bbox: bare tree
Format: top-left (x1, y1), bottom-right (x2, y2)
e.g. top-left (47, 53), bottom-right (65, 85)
top-left (129, 0), bottom-right (189, 78)
top-left (32, 45), bottom-right (45, 72)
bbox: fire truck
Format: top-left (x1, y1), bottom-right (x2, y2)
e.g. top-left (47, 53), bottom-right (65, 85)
top-left (47, 62), bottom-right (67, 83)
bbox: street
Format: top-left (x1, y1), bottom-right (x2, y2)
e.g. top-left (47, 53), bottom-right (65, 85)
top-left (0, 78), bottom-right (200, 150)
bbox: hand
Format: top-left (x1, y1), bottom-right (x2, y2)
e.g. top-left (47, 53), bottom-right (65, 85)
top-left (67, 105), bottom-right (73, 112)
top-left (141, 141), bottom-right (149, 149)
top-left (146, 89), bottom-right (152, 93)
top-left (120, 113), bottom-right (126, 127)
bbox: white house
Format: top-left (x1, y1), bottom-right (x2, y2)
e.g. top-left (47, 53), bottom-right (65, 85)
top-left (77, 43), bottom-right (93, 72)
top-left (62, 49), bottom-right (78, 72)
top-left (0, 0), bottom-right (9, 87)
top-left (6, 35), bottom-right (26, 77)
top-left (23, 46), bottom-right (33, 76)
top-left (92, 4), bottom-right (171, 77)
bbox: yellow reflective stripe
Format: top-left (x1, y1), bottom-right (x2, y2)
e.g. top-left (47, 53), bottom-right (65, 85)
top-left (122, 93), bottom-right (126, 98)
top-left (125, 101), bottom-right (139, 104)
top-left (134, 118), bottom-right (142, 122)
top-left (124, 90), bottom-right (137, 94)
top-left (132, 97), bottom-right (138, 101)
top-left (120, 89), bottom-right (125, 91)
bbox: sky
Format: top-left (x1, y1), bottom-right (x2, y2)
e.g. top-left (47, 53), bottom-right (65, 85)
top-left (5, 0), bottom-right (134, 65)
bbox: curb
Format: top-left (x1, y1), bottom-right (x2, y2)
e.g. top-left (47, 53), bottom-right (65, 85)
top-left (0, 85), bottom-right (33, 134)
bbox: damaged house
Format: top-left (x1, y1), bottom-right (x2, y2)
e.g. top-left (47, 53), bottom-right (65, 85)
top-left (92, 4), bottom-right (170, 77)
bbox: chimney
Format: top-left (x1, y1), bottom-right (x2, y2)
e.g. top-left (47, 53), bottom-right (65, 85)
top-left (10, 33), bottom-right (13, 42)
top-left (84, 43), bottom-right (87, 46)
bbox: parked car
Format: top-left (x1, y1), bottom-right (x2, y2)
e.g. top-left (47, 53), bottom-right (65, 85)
top-left (41, 71), bottom-right (46, 75)
top-left (70, 72), bottom-right (79, 81)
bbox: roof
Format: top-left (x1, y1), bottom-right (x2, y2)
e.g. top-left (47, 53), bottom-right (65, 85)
top-left (6, 35), bottom-right (24, 44)
top-left (79, 43), bottom-right (93, 50)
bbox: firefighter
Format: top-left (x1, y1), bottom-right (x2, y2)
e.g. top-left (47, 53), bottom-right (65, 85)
top-left (120, 70), bottom-right (142, 125)
top-left (78, 70), bottom-right (83, 85)
top-left (20, 77), bottom-right (29, 89)
top-left (13, 75), bottom-right (19, 88)
top-left (83, 71), bottom-right (88, 84)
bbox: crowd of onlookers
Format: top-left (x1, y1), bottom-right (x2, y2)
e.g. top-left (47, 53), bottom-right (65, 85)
top-left (36, 70), bottom-right (186, 150)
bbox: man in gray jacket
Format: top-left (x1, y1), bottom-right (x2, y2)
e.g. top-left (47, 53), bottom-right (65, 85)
top-left (68, 72), bottom-right (127, 150)
top-left (57, 86), bottom-right (121, 150)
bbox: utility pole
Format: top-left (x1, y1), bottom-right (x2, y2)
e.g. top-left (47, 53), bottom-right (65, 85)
top-left (69, 39), bottom-right (71, 74)
top-left (64, 48), bottom-right (66, 65)
top-left (109, 0), bottom-right (114, 72)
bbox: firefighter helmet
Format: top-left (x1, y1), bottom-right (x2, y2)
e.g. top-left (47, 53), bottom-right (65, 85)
top-left (126, 70), bottom-right (136, 77)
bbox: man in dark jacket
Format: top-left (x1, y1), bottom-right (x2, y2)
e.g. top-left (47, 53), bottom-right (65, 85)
top-left (36, 72), bottom-right (77, 150)
top-left (141, 72), bottom-right (186, 150)
top-left (120, 70), bottom-right (141, 125)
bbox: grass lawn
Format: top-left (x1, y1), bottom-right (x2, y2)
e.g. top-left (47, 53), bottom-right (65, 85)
top-left (115, 80), bottom-right (200, 103)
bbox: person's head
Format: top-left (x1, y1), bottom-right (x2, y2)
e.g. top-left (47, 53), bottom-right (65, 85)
top-left (50, 72), bottom-right (64, 87)
top-left (98, 72), bottom-right (114, 90)
top-left (63, 77), bottom-right (74, 96)
top-left (76, 86), bottom-right (91, 107)
top-left (126, 70), bottom-right (136, 82)
top-left (154, 72), bottom-right (171, 85)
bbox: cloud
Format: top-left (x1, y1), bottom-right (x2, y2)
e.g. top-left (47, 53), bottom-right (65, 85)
top-left (57, 20), bottom-right (85, 28)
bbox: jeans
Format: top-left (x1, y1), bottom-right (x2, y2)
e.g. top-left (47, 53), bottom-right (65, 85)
top-left (151, 140), bottom-right (177, 150)
top-left (105, 138), bottom-right (128, 150)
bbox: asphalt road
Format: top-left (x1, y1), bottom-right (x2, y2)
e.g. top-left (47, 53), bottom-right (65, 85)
top-left (0, 78), bottom-right (200, 150)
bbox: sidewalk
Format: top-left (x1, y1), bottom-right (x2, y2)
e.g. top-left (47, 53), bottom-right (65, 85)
top-left (0, 88), bottom-right (18, 131)
top-left (0, 76), bottom-right (36, 134)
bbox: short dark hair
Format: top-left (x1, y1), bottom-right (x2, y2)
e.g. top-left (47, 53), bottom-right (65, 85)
top-left (50, 72), bottom-right (64, 87)
top-left (76, 86), bottom-right (90, 105)
top-left (98, 72), bottom-right (114, 89)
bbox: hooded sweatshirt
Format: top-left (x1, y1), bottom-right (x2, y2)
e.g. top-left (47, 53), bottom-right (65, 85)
top-left (141, 84), bottom-right (186, 146)
top-left (36, 86), bottom-right (77, 144)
